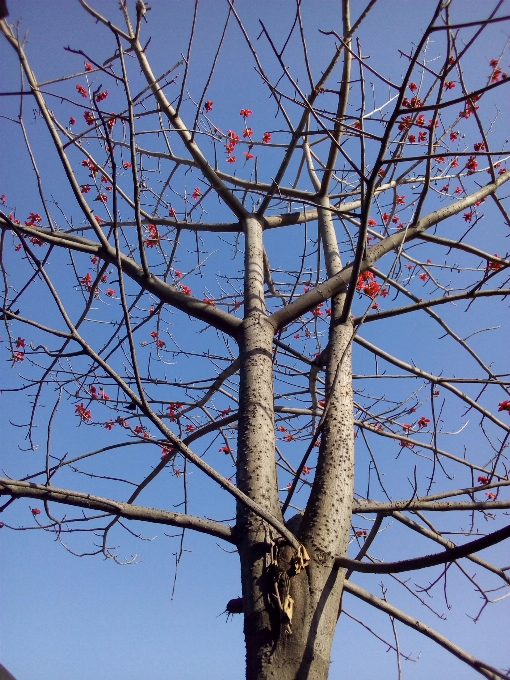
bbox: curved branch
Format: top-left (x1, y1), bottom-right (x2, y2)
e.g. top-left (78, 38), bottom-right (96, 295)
top-left (0, 477), bottom-right (235, 543)
top-left (336, 523), bottom-right (510, 573)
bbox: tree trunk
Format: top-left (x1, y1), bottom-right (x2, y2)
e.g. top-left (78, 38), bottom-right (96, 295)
top-left (237, 210), bottom-right (354, 680)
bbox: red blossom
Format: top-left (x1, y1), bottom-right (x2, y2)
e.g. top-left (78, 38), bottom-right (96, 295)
top-left (408, 82), bottom-right (418, 92)
top-left (444, 81), bottom-right (456, 90)
top-left (69, 117), bottom-right (76, 126)
top-left (104, 419), bottom-right (115, 430)
top-left (106, 288), bottom-right (115, 297)
top-left (243, 127), bottom-right (253, 138)
top-left (262, 132), bottom-right (271, 143)
top-left (95, 90), bottom-right (108, 102)
top-left (355, 529), bottom-right (367, 537)
top-left (418, 131), bottom-right (427, 142)
top-left (477, 476), bottom-right (489, 485)
top-left (80, 184), bottom-right (91, 194)
top-left (284, 433), bottom-right (295, 442)
top-left (219, 445), bottom-right (232, 454)
top-left (16, 337), bottom-right (25, 348)
top-left (419, 273), bottom-right (428, 282)
top-left (192, 187), bottom-right (201, 200)
top-left (84, 62), bottom-right (93, 71)
top-left (76, 84), bottom-right (87, 98)
top-left (204, 100), bottom-right (213, 112)
top-left (408, 134), bottom-right (416, 143)
top-left (11, 352), bottom-right (24, 362)
top-left (75, 403), bottom-right (91, 421)
top-left (465, 156), bottom-right (478, 172)
top-left (94, 193), bottom-right (108, 203)
top-left (302, 466), bottom-right (312, 475)
top-left (485, 492), bottom-right (497, 500)
top-left (181, 285), bottom-right (192, 296)
top-left (463, 211), bottom-right (473, 222)
top-left (169, 207), bottom-right (176, 217)
top-left (367, 218), bottom-right (377, 226)
top-left (84, 111), bottom-right (95, 125)
top-left (226, 156), bottom-right (236, 164)
top-left (417, 416), bottom-right (430, 428)
top-left (450, 131), bottom-right (459, 141)
top-left (239, 108), bottom-right (253, 117)
top-left (31, 508), bottom-right (41, 516)
top-left (243, 152), bottom-right (254, 160)
top-left (123, 162), bottom-right (132, 168)
top-left (498, 400), bottom-right (510, 413)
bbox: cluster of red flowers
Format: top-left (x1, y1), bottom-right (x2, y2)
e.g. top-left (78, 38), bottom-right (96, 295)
top-left (355, 529), bottom-right (367, 537)
top-left (489, 58), bottom-right (508, 82)
top-left (150, 330), bottom-right (165, 348)
top-left (219, 445), bottom-right (232, 454)
top-left (76, 84), bottom-right (87, 98)
top-left (498, 400), bottom-right (510, 413)
top-left (356, 271), bottom-right (380, 299)
top-left (192, 187), bottom-right (201, 200)
top-left (75, 403), bottom-right (92, 421)
top-left (144, 223), bottom-right (160, 248)
top-left (24, 212), bottom-right (43, 227)
top-left (465, 156), bottom-right (478, 172)
top-left (84, 111), bottom-right (95, 126)
top-left (166, 402), bottom-right (182, 422)
top-left (95, 90), bottom-right (108, 102)
top-left (89, 385), bottom-right (110, 400)
top-left (204, 100), bottom-right (213, 112)
top-left (82, 158), bottom-right (99, 177)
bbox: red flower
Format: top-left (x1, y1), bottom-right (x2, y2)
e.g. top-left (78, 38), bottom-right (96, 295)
top-left (192, 187), bottom-right (201, 200)
top-left (11, 352), bottom-right (24, 362)
top-left (417, 131), bottom-right (427, 142)
top-left (123, 162), bottom-right (132, 168)
top-left (243, 152), bottom-right (254, 160)
top-left (381, 212), bottom-right (390, 223)
top-left (31, 508), bottom-right (41, 516)
top-left (408, 82), bottom-right (418, 92)
top-left (240, 108), bottom-right (253, 117)
top-left (417, 416), bottom-right (430, 428)
top-left (262, 132), bottom-right (271, 143)
top-left (302, 466), bottom-right (311, 475)
top-left (69, 117), bottom-right (76, 126)
top-left (95, 90), bottom-right (108, 102)
top-left (498, 400), bottom-right (510, 413)
top-left (444, 81), bottom-right (456, 90)
top-left (419, 273), bottom-right (428, 282)
top-left (355, 529), bottom-right (367, 537)
top-left (204, 100), bottom-right (213, 112)
top-left (94, 193), bottom-right (108, 203)
top-left (485, 492), bottom-right (497, 500)
top-left (15, 337), bottom-right (25, 348)
top-left (84, 62), bottom-right (93, 72)
top-left (80, 184), bottom-right (91, 194)
top-left (134, 425), bottom-right (145, 435)
top-left (226, 156), bottom-right (236, 164)
top-left (243, 127), bottom-right (253, 138)
top-left (104, 419), bottom-right (115, 430)
top-left (284, 433), bottom-right (295, 442)
top-left (463, 211), bottom-right (473, 222)
top-left (219, 445), bottom-right (232, 454)
top-left (84, 111), bottom-right (95, 125)
top-left (408, 134), bottom-right (416, 143)
top-left (477, 476), bottom-right (489, 485)
top-left (75, 403), bottom-right (91, 421)
top-left (487, 256), bottom-right (502, 272)
top-left (474, 142), bottom-right (485, 152)
top-left (181, 285), bottom-right (192, 296)
top-left (203, 298), bottom-right (215, 306)
top-left (76, 84), bottom-right (87, 98)
top-left (106, 288), bottom-right (115, 297)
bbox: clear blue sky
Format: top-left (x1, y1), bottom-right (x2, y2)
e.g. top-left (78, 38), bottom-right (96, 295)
top-left (1, 1), bottom-right (509, 679)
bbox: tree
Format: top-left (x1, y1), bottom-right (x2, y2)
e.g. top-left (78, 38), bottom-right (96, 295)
top-left (1, 1), bottom-right (509, 678)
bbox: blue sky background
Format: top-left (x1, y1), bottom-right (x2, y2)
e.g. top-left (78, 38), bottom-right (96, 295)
top-left (1, 1), bottom-right (510, 678)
